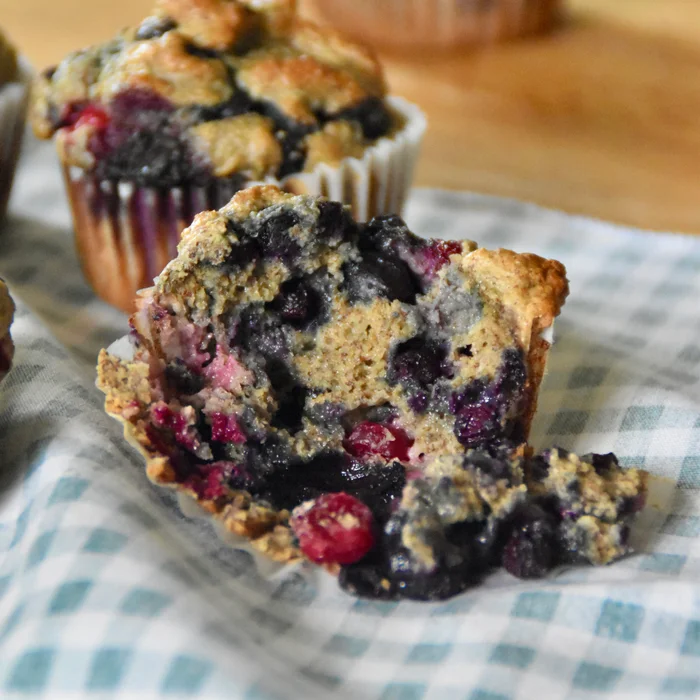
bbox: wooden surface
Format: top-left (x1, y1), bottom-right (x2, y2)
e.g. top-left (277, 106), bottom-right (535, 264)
top-left (2, 0), bottom-right (700, 233)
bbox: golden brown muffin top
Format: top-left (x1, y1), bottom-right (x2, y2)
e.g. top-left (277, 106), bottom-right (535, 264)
top-left (29, 0), bottom-right (392, 186)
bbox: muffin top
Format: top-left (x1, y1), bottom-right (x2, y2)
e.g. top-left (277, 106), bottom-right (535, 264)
top-left (0, 29), bottom-right (18, 88)
top-left (30, 0), bottom-right (396, 187)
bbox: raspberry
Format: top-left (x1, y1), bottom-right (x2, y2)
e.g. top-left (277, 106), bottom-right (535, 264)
top-left (412, 240), bottom-right (463, 281)
top-left (183, 461), bottom-right (237, 501)
top-left (210, 412), bottom-right (246, 444)
top-left (344, 422), bottom-right (413, 462)
top-left (63, 103), bottom-right (111, 132)
top-left (290, 493), bottom-right (375, 565)
top-left (151, 402), bottom-right (199, 452)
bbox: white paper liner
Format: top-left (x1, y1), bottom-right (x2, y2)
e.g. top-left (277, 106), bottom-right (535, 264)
top-left (0, 58), bottom-right (31, 220)
top-left (263, 96), bottom-right (427, 222)
top-left (62, 96), bottom-right (425, 311)
top-left (310, 0), bottom-right (561, 49)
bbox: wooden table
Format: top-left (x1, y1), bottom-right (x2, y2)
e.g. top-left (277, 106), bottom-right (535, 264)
top-left (2, 0), bottom-right (700, 233)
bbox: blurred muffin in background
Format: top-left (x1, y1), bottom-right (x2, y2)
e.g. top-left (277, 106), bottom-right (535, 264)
top-left (30, 0), bottom-right (426, 313)
top-left (0, 29), bottom-right (30, 222)
top-left (308, 0), bottom-right (562, 50)
top-left (0, 279), bottom-right (14, 383)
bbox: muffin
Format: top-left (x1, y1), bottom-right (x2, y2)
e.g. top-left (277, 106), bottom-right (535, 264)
top-left (309, 0), bottom-right (562, 50)
top-left (0, 29), bottom-right (31, 222)
top-left (96, 185), bottom-right (649, 600)
top-left (0, 279), bottom-right (15, 382)
top-left (30, 0), bottom-right (426, 313)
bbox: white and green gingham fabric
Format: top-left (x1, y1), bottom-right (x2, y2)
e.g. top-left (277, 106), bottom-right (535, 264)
top-left (0, 136), bottom-right (699, 700)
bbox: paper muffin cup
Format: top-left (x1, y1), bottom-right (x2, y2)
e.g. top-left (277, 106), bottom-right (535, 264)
top-left (0, 58), bottom-right (31, 222)
top-left (309, 0), bottom-right (561, 49)
top-left (61, 96), bottom-right (426, 313)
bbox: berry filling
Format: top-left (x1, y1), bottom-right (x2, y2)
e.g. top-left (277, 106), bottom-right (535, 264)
top-left (344, 422), bottom-right (413, 462)
top-left (291, 492), bottom-right (375, 565)
top-left (210, 412), bottom-right (246, 444)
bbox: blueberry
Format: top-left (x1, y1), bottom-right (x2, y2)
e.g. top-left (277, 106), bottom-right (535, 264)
top-left (235, 307), bottom-right (289, 360)
top-left (183, 43), bottom-right (221, 59)
top-left (254, 211), bottom-right (301, 259)
top-left (135, 16), bottom-right (177, 40)
top-left (340, 508), bottom-right (482, 601)
top-left (407, 391), bottom-right (429, 414)
top-left (338, 554), bottom-right (397, 600)
top-left (316, 201), bottom-right (356, 243)
top-left (502, 505), bottom-right (558, 579)
top-left (343, 251), bottom-right (418, 304)
top-left (332, 97), bottom-right (393, 140)
top-left (251, 101), bottom-right (315, 178)
top-left (271, 278), bottom-right (320, 326)
top-left (585, 452), bottom-right (619, 476)
top-left (187, 91), bottom-right (254, 123)
top-left (494, 349), bottom-right (526, 397)
top-left (390, 337), bottom-right (447, 387)
top-left (363, 214), bottom-right (414, 254)
top-left (618, 494), bottom-right (646, 517)
top-left (449, 380), bottom-right (487, 413)
top-left (467, 452), bottom-right (512, 483)
top-left (453, 404), bottom-right (500, 448)
top-left (257, 451), bottom-right (406, 515)
top-left (93, 106), bottom-right (210, 187)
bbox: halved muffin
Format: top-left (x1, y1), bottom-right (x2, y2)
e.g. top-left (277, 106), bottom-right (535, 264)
top-left (97, 186), bottom-right (647, 600)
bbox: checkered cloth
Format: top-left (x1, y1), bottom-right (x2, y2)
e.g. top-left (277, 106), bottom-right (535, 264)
top-left (1, 136), bottom-right (699, 700)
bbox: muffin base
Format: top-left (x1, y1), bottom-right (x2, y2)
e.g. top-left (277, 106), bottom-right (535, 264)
top-left (0, 59), bottom-right (31, 222)
top-left (62, 96), bottom-right (426, 313)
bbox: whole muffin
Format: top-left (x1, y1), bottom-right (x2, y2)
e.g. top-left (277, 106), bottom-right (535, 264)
top-left (0, 279), bottom-right (15, 382)
top-left (30, 0), bottom-right (425, 313)
top-left (0, 29), bottom-right (31, 222)
top-left (309, 0), bottom-right (562, 50)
